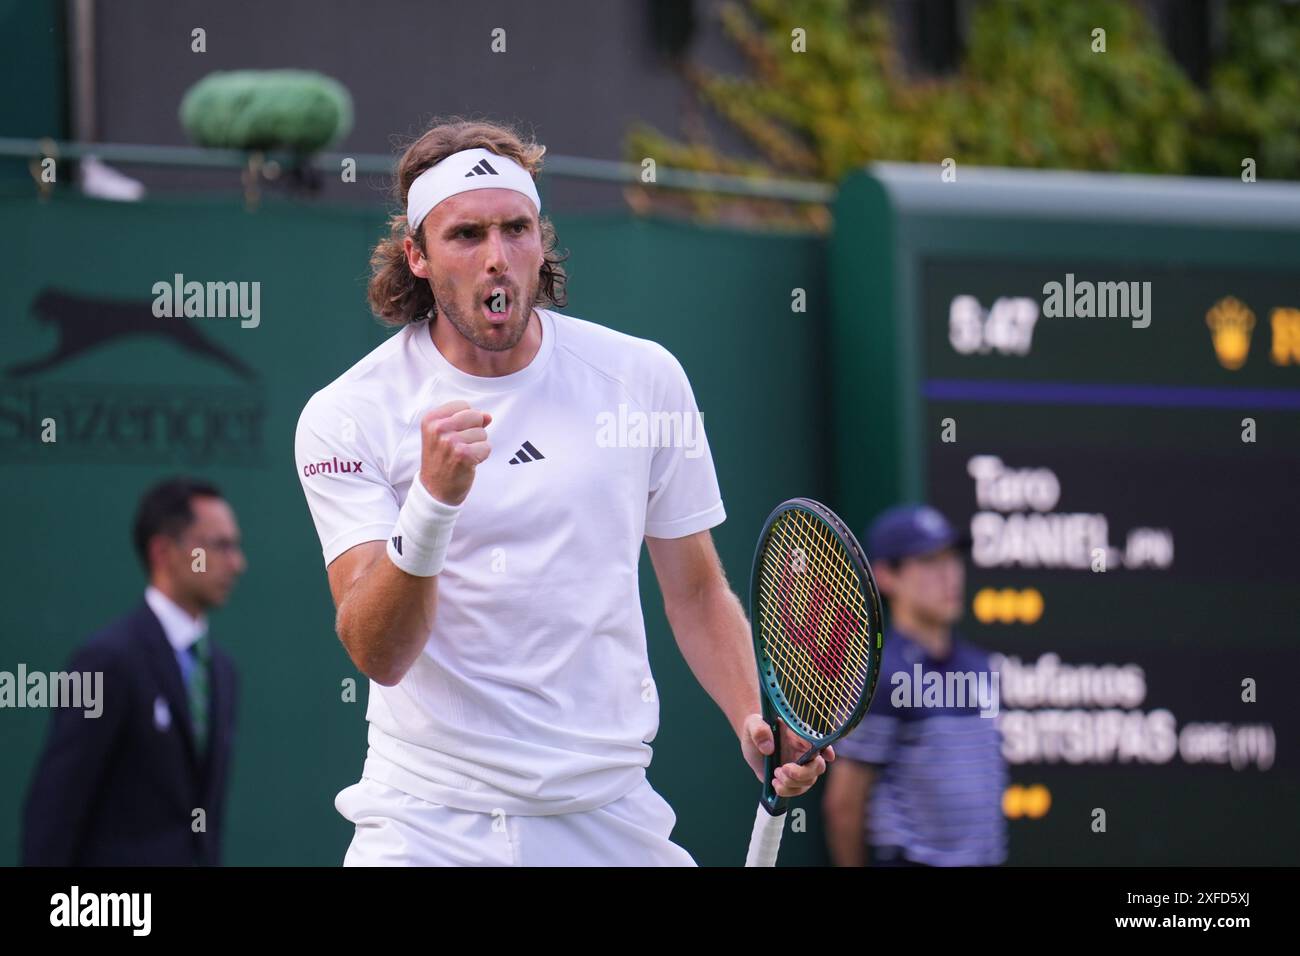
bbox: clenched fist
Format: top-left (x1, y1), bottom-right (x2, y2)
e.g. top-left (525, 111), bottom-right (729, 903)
top-left (419, 400), bottom-right (492, 506)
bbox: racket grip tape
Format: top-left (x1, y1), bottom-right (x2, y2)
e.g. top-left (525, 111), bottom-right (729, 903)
top-left (744, 802), bottom-right (787, 867)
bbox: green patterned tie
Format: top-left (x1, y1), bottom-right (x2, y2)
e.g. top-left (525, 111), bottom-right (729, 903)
top-left (189, 635), bottom-right (211, 754)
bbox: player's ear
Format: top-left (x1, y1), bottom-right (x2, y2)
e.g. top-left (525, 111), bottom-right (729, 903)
top-left (403, 234), bottom-right (428, 278)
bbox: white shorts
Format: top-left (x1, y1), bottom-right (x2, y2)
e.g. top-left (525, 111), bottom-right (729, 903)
top-left (335, 776), bottom-right (697, 867)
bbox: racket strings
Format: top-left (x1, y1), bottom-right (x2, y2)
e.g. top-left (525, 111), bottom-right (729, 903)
top-left (757, 510), bottom-right (875, 736)
top-left (762, 533), bottom-right (865, 730)
top-left (759, 556), bottom-right (862, 733)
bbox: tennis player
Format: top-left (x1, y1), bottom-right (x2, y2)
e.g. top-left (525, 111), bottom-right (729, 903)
top-left (294, 118), bottom-right (831, 866)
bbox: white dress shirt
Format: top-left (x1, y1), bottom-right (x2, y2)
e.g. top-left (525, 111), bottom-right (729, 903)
top-left (144, 586), bottom-right (208, 687)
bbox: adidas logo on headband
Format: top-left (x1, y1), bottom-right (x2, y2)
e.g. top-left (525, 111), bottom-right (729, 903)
top-left (406, 147), bottom-right (541, 230)
top-left (465, 158), bottom-right (499, 178)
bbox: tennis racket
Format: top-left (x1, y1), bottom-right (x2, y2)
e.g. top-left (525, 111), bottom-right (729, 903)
top-left (744, 497), bottom-right (885, 867)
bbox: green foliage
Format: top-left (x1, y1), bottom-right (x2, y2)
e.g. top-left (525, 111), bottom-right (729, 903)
top-left (625, 0), bottom-right (1300, 224)
top-left (180, 70), bottom-right (353, 153)
top-left (956, 0), bottom-right (1200, 173)
top-left (1194, 1), bottom-right (1300, 179)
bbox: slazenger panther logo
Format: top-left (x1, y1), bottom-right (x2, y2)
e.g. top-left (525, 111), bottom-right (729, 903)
top-left (8, 288), bottom-right (255, 380)
top-left (302, 456), bottom-right (364, 477)
top-left (1, 287), bottom-right (265, 466)
top-left (776, 548), bottom-right (857, 681)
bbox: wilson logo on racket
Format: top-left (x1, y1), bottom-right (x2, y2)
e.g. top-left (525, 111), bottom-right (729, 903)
top-left (775, 550), bottom-right (858, 681)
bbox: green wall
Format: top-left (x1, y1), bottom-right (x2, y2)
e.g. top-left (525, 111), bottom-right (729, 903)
top-left (0, 0), bottom-right (66, 180)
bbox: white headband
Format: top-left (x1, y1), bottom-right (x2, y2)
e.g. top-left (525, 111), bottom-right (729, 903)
top-left (406, 147), bottom-right (542, 232)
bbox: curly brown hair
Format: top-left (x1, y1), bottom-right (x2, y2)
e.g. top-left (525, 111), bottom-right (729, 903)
top-left (367, 116), bottom-right (569, 327)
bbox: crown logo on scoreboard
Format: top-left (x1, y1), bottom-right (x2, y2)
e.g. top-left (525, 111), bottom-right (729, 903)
top-left (1205, 296), bottom-right (1256, 371)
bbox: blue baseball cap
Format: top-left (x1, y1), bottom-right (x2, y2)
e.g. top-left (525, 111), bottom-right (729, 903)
top-left (866, 504), bottom-right (962, 564)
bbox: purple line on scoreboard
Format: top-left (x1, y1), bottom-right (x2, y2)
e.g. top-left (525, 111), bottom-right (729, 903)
top-left (924, 379), bottom-right (1300, 411)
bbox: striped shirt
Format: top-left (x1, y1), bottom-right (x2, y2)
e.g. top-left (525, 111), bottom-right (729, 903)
top-left (836, 627), bottom-right (1008, 866)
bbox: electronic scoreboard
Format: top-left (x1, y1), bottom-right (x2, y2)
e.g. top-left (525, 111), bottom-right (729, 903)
top-left (832, 164), bottom-right (1300, 864)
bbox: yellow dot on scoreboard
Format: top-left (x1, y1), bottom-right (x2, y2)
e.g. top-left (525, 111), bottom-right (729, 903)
top-left (1003, 784), bottom-right (1052, 818)
top-left (973, 588), bottom-right (1044, 624)
top-left (1019, 588), bottom-right (1044, 623)
top-left (1023, 784), bottom-right (1052, 818)
top-left (996, 588), bottom-right (1020, 623)
top-left (1002, 785), bottom-right (1023, 818)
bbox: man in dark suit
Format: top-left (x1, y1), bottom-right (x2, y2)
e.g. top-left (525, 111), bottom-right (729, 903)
top-left (23, 477), bottom-right (245, 866)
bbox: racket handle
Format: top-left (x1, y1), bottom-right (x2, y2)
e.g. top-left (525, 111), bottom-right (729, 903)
top-left (745, 802), bottom-right (787, 867)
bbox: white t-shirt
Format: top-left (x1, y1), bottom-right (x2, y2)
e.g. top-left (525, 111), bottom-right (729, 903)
top-left (295, 308), bottom-right (726, 815)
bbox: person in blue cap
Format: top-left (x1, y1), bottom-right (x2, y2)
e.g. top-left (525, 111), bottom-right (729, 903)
top-left (823, 504), bottom-right (1007, 866)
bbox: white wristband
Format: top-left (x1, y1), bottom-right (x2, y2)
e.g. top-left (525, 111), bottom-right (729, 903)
top-left (386, 478), bottom-right (461, 577)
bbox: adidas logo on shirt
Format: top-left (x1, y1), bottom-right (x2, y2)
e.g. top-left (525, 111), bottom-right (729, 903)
top-left (391, 535), bottom-right (403, 555)
top-left (508, 441), bottom-right (545, 465)
top-left (464, 158), bottom-right (499, 178)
